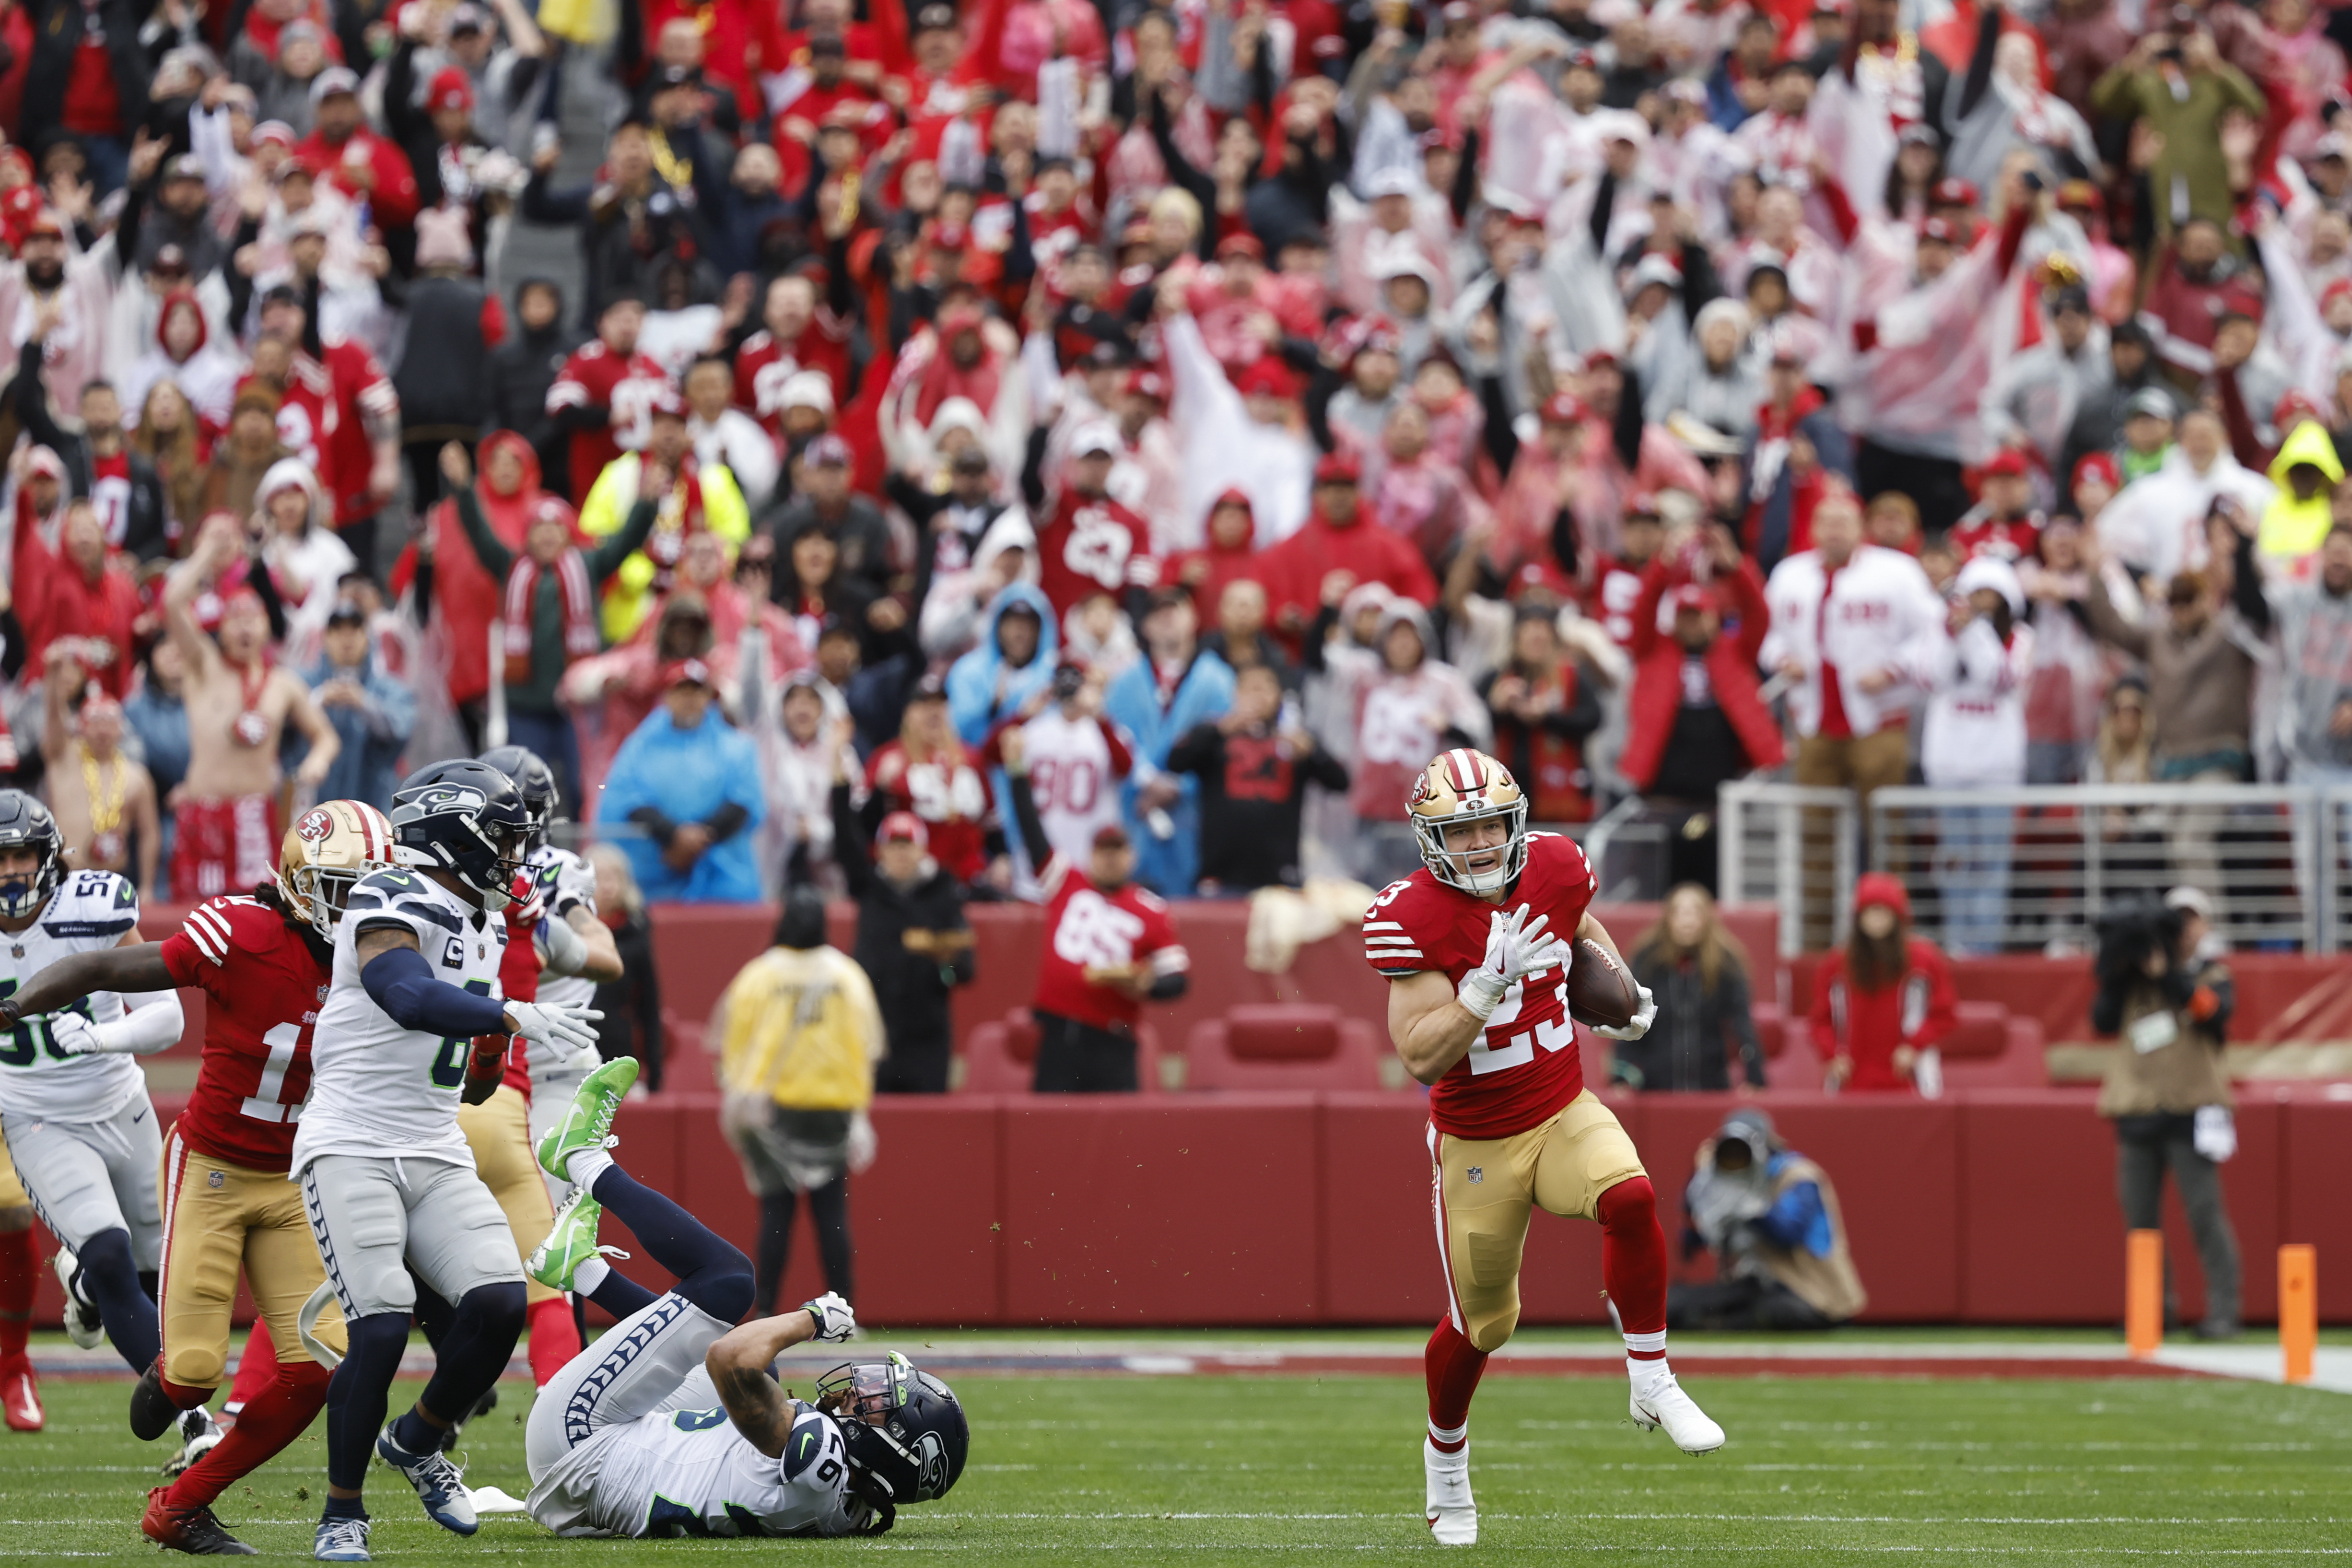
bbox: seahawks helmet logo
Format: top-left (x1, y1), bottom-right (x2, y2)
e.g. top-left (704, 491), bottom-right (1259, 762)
top-left (403, 784), bottom-right (488, 817)
top-left (912, 1431), bottom-right (950, 1499)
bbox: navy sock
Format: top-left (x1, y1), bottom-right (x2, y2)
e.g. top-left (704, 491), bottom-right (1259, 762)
top-left (415, 1281), bottom-right (525, 1426)
top-left (325, 1313), bottom-right (410, 1491)
top-left (75, 1229), bottom-right (160, 1376)
top-left (322, 1492), bottom-right (367, 1522)
top-left (589, 1166), bottom-right (752, 1323)
top-left (586, 1268), bottom-right (661, 1321)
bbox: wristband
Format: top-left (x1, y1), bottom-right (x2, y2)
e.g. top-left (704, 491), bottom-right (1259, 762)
top-left (1456, 966), bottom-right (1507, 1021)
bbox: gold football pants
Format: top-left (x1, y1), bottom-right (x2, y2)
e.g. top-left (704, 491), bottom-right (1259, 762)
top-left (1428, 1090), bottom-right (1647, 1352)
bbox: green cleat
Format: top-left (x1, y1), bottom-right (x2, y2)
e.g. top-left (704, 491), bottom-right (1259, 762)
top-left (527, 1187), bottom-right (620, 1293)
top-left (536, 1057), bottom-right (638, 1182)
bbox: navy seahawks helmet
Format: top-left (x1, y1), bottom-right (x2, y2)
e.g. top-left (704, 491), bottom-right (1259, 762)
top-left (818, 1354), bottom-right (968, 1509)
top-left (0, 792), bottom-right (63, 920)
top-left (478, 745), bottom-right (558, 849)
top-left (388, 760), bottom-right (533, 910)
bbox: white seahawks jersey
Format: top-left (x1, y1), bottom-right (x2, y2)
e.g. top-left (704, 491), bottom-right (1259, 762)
top-left (292, 867), bottom-right (508, 1176)
top-left (0, 871), bottom-right (145, 1120)
top-left (584, 1398), bottom-right (870, 1539)
top-left (527, 847), bottom-right (599, 1045)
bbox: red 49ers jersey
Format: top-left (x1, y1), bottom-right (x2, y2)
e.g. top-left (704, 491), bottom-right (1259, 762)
top-left (1035, 490), bottom-right (1158, 619)
top-left (1030, 855), bottom-right (1187, 1032)
top-left (159, 896), bottom-right (334, 1172)
top-left (547, 341), bottom-right (672, 501)
top-left (733, 325), bottom-right (853, 440)
top-left (1362, 832), bottom-right (1598, 1141)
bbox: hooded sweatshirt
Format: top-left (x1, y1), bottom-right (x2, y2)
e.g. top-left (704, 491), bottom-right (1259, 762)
top-left (257, 457), bottom-right (358, 647)
top-left (2259, 420), bottom-right (2345, 574)
top-left (920, 511), bottom-right (1039, 661)
top-left (485, 278), bottom-right (586, 469)
top-left (1258, 501), bottom-right (1440, 650)
top-left (1806, 874), bottom-right (1958, 1092)
top-left (946, 581), bottom-right (1061, 746)
top-left (392, 430), bottom-right (545, 708)
top-left (121, 291), bottom-right (245, 433)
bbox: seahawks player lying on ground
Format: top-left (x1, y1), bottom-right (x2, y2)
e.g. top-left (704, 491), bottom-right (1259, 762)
top-left (522, 1057), bottom-right (968, 1538)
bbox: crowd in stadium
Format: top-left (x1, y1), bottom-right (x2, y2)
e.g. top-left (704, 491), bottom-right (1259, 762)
top-left (8, 0), bottom-right (2352, 941)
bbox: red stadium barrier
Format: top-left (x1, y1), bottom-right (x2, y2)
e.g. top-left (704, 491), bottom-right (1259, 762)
top-left (28, 1088), bottom-right (2352, 1330)
top-left (57, 899), bottom-right (2352, 1334)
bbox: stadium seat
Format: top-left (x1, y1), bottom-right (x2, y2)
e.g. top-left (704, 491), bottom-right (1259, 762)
top-left (960, 1007), bottom-right (1167, 1093)
top-left (1937, 1015), bottom-right (2049, 1090)
top-left (1183, 1004), bottom-right (1399, 1091)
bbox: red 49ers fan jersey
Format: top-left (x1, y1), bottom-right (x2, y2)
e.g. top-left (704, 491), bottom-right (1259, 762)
top-left (1362, 832), bottom-right (1598, 1140)
top-left (547, 341), bottom-right (672, 501)
top-left (1035, 489), bottom-right (1158, 619)
top-left (158, 896), bottom-right (334, 1171)
top-left (1030, 855), bottom-right (1187, 1031)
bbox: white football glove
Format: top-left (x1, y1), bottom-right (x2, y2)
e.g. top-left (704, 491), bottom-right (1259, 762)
top-left (846, 1112), bottom-right (878, 1175)
top-left (801, 1291), bottom-right (858, 1343)
top-left (1590, 984), bottom-right (1658, 1041)
top-left (47, 1014), bottom-right (110, 1055)
top-left (503, 999), bottom-right (603, 1054)
top-left (1457, 907), bottom-right (1574, 1021)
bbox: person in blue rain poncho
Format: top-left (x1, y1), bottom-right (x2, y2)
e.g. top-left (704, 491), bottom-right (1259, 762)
top-left (601, 657), bottom-right (769, 902)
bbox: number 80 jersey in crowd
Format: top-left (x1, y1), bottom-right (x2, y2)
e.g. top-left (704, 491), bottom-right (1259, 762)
top-left (0, 870), bottom-right (145, 1120)
top-left (1362, 832), bottom-right (1599, 1141)
top-left (159, 895), bottom-right (336, 1171)
top-left (292, 867), bottom-right (508, 1178)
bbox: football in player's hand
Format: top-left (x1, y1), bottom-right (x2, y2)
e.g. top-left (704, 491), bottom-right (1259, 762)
top-left (1565, 939), bottom-right (1639, 1030)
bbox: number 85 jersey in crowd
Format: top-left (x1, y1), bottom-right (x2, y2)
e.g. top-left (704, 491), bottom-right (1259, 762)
top-left (292, 867), bottom-right (508, 1178)
top-left (1362, 832), bottom-right (1599, 1141)
top-left (0, 870), bottom-right (145, 1120)
top-left (158, 895), bottom-right (336, 1170)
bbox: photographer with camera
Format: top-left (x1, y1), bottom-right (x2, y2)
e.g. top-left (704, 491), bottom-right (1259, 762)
top-left (1667, 1109), bottom-right (1867, 1332)
top-left (2093, 887), bottom-right (2242, 1340)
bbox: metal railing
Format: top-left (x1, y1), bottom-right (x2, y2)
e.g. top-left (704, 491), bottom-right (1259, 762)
top-left (1718, 780), bottom-right (2352, 954)
top-left (1719, 781), bottom-right (1859, 957)
top-left (1868, 784), bottom-right (2325, 956)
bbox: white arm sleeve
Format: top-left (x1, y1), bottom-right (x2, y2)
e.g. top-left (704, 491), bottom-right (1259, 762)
top-left (92, 988), bottom-right (186, 1056)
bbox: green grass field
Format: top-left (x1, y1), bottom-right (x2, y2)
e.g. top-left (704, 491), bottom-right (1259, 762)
top-left (6, 1355), bottom-right (2350, 1564)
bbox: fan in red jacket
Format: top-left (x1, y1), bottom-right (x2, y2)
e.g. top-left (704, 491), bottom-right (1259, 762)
top-left (1260, 451), bottom-right (1438, 648)
top-left (1807, 874), bottom-right (1957, 1093)
top-left (1616, 544), bottom-right (1785, 797)
top-left (294, 68), bottom-right (421, 236)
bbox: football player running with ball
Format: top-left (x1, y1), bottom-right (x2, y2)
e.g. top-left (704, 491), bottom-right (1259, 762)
top-left (293, 761), bottom-right (602, 1562)
top-left (521, 1060), bottom-right (969, 1537)
top-left (1368, 749), bottom-right (1721, 1547)
top-left (9, 800), bottom-right (396, 1554)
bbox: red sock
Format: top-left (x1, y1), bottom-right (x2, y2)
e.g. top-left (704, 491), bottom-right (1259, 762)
top-left (225, 1321), bottom-right (280, 1411)
top-left (0, 1229), bottom-right (31, 1361)
top-left (1424, 1319), bottom-right (1488, 1451)
top-left (1597, 1177), bottom-right (1669, 1352)
top-left (527, 1294), bottom-right (581, 1388)
top-left (164, 1360), bottom-right (331, 1511)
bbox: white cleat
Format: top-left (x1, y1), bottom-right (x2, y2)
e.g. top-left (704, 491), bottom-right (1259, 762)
top-left (1423, 1437), bottom-right (1477, 1546)
top-left (50, 1249), bottom-right (103, 1350)
top-left (162, 1405), bottom-right (224, 1477)
top-left (1630, 1370), bottom-right (1725, 1454)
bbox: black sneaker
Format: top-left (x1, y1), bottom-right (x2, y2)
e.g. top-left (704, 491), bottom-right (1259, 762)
top-left (142, 1488), bottom-right (259, 1555)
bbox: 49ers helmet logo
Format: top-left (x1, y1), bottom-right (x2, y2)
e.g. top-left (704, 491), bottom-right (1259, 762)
top-left (296, 807), bottom-right (336, 843)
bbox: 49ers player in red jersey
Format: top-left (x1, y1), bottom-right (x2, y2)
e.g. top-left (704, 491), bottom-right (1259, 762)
top-left (7, 800), bottom-right (394, 1556)
top-left (1368, 749), bottom-right (1719, 1547)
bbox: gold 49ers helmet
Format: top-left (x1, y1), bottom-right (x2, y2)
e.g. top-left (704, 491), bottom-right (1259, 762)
top-left (277, 799), bottom-right (397, 939)
top-left (1408, 749), bottom-right (1530, 895)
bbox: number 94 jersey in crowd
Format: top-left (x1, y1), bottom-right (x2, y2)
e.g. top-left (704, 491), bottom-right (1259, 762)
top-left (0, 870), bottom-right (144, 1119)
top-left (158, 896), bottom-right (333, 1170)
top-left (1362, 832), bottom-right (1598, 1141)
top-left (293, 867), bottom-right (508, 1178)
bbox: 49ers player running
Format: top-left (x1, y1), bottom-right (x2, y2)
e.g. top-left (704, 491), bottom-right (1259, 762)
top-left (1368, 749), bottom-right (1720, 1547)
top-left (8, 800), bottom-right (393, 1554)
